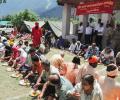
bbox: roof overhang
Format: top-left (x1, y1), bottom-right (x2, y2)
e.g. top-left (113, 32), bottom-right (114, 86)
top-left (57, 0), bottom-right (120, 10)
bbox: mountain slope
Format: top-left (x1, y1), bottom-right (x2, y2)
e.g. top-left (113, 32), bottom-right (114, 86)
top-left (0, 0), bottom-right (57, 16)
top-left (39, 6), bottom-right (63, 18)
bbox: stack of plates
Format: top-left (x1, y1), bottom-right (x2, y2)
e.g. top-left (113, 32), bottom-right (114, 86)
top-left (11, 73), bottom-right (22, 78)
top-left (2, 63), bottom-right (8, 66)
top-left (6, 67), bottom-right (13, 72)
top-left (29, 90), bottom-right (41, 97)
top-left (19, 80), bottom-right (30, 86)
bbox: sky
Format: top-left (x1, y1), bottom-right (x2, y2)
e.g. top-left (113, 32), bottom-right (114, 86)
top-left (0, 0), bottom-right (57, 16)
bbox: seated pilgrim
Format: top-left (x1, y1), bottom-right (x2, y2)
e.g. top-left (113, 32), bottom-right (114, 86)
top-left (100, 47), bottom-right (114, 65)
top-left (84, 43), bottom-right (99, 59)
top-left (61, 56), bottom-right (80, 86)
top-left (38, 73), bottom-right (73, 100)
top-left (33, 60), bottom-right (59, 98)
top-left (74, 41), bottom-right (82, 54)
top-left (24, 55), bottom-right (43, 85)
top-left (67, 74), bottom-right (103, 100)
top-left (68, 39), bottom-right (76, 53)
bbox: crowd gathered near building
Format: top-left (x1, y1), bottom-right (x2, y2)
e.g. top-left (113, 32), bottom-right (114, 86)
top-left (0, 20), bottom-right (120, 100)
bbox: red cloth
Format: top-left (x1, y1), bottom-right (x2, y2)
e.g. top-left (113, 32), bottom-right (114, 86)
top-left (11, 31), bottom-right (17, 36)
top-left (32, 62), bottom-right (43, 75)
top-left (32, 27), bottom-right (42, 48)
top-left (12, 46), bottom-right (19, 59)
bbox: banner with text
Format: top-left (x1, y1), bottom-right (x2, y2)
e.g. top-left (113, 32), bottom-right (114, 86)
top-left (76, 0), bottom-right (114, 15)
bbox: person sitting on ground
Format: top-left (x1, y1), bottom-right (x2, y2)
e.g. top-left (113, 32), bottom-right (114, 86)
top-left (1, 45), bottom-right (12, 62)
top-left (69, 39), bottom-right (76, 53)
top-left (8, 46), bottom-right (19, 66)
top-left (65, 56), bottom-right (80, 86)
top-left (74, 41), bottom-right (81, 55)
top-left (50, 52), bottom-right (64, 70)
top-left (67, 74), bottom-right (103, 100)
top-left (98, 64), bottom-right (120, 100)
top-left (100, 47), bottom-right (114, 65)
top-left (23, 41), bottom-right (30, 53)
top-left (36, 44), bottom-right (45, 56)
top-left (12, 48), bottom-right (27, 70)
top-left (33, 60), bottom-right (59, 94)
top-left (24, 55), bottom-right (43, 85)
top-left (56, 36), bottom-right (65, 49)
top-left (44, 29), bottom-right (52, 48)
top-left (76, 56), bottom-right (100, 83)
top-left (8, 38), bottom-right (14, 47)
top-left (18, 48), bottom-right (38, 78)
top-left (51, 35), bottom-right (56, 47)
top-left (16, 40), bottom-right (24, 48)
top-left (79, 44), bottom-right (89, 57)
top-left (38, 73), bottom-right (73, 100)
top-left (85, 43), bottom-right (99, 60)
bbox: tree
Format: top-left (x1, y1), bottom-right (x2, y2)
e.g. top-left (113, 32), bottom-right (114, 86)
top-left (9, 9), bottom-right (39, 30)
top-left (3, 15), bottom-right (12, 21)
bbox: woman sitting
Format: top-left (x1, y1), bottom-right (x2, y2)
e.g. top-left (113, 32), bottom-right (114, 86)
top-left (100, 47), bottom-right (114, 65)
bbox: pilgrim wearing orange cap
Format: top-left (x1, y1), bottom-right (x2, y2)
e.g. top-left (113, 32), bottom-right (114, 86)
top-left (76, 56), bottom-right (100, 83)
top-left (98, 64), bottom-right (120, 100)
top-left (31, 22), bottom-right (42, 48)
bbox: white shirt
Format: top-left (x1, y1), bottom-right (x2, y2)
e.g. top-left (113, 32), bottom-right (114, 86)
top-left (50, 65), bottom-right (60, 75)
top-left (85, 26), bottom-right (92, 35)
top-left (95, 24), bottom-right (100, 31)
top-left (97, 27), bottom-right (104, 36)
top-left (75, 43), bottom-right (81, 52)
top-left (101, 50), bottom-right (114, 58)
top-left (67, 81), bottom-right (103, 100)
top-left (18, 48), bottom-right (27, 58)
top-left (98, 27), bottom-right (104, 33)
top-left (69, 43), bottom-right (76, 52)
top-left (1, 36), bottom-right (7, 42)
top-left (78, 25), bottom-right (84, 33)
top-left (0, 43), bottom-right (4, 52)
top-left (23, 45), bottom-right (30, 53)
top-left (89, 22), bottom-right (96, 28)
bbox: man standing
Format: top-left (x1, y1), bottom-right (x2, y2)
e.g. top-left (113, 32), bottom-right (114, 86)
top-left (96, 23), bottom-right (104, 51)
top-left (85, 23), bottom-right (92, 45)
top-left (32, 22), bottom-right (42, 48)
top-left (78, 22), bottom-right (83, 42)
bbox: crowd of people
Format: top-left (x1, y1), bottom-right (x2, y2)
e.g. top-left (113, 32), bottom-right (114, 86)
top-left (0, 21), bottom-right (120, 100)
top-left (77, 18), bottom-right (120, 53)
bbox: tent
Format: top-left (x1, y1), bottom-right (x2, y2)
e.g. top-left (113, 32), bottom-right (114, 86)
top-left (20, 21), bottom-right (45, 33)
top-left (20, 20), bottom-right (76, 39)
top-left (43, 21), bottom-right (74, 38)
top-left (43, 21), bottom-right (62, 38)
